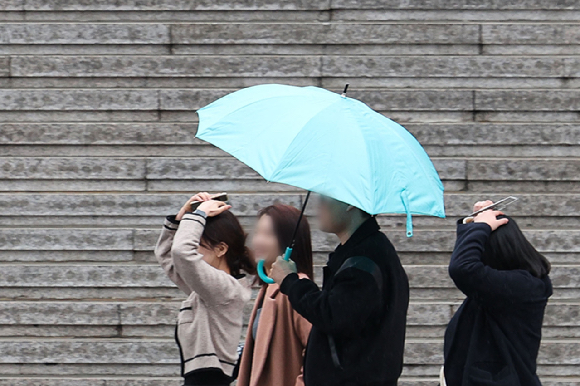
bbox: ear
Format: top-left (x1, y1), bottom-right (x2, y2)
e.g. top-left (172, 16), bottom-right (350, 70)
top-left (215, 242), bottom-right (229, 258)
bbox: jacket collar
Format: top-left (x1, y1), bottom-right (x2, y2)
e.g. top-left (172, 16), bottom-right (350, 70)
top-left (335, 216), bottom-right (380, 254)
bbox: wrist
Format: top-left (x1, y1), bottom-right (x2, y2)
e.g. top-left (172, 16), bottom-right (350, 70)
top-left (193, 209), bottom-right (207, 218)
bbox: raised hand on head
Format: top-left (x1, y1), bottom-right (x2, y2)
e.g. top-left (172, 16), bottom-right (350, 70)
top-left (198, 200), bottom-right (232, 218)
top-left (473, 210), bottom-right (509, 231)
top-left (176, 192), bottom-right (214, 221)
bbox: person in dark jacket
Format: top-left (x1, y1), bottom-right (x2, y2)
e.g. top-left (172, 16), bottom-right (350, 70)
top-left (270, 195), bottom-right (410, 386)
top-left (443, 200), bottom-right (552, 386)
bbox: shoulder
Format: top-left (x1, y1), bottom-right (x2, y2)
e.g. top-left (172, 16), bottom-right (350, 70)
top-left (368, 231), bottom-right (397, 254)
top-left (231, 275), bottom-right (254, 303)
top-left (360, 232), bottom-right (400, 270)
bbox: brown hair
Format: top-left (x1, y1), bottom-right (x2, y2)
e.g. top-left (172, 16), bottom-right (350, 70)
top-left (200, 211), bottom-right (256, 277)
top-left (258, 204), bottom-right (314, 280)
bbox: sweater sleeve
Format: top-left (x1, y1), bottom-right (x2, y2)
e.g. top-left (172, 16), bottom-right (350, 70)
top-left (280, 267), bottom-right (382, 337)
top-left (448, 222), bottom-right (541, 306)
top-left (154, 215), bottom-right (192, 295)
top-left (171, 212), bottom-right (242, 306)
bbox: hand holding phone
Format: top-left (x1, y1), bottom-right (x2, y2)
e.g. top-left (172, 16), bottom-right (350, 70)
top-left (469, 196), bottom-right (518, 217)
top-left (190, 192), bottom-right (228, 211)
top-left (463, 196), bottom-right (518, 224)
top-left (197, 200), bottom-right (232, 218)
top-left (176, 192), bottom-right (229, 221)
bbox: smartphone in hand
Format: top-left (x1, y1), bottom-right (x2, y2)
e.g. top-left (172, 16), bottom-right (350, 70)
top-left (190, 192), bottom-right (229, 211)
top-left (469, 196), bottom-right (518, 217)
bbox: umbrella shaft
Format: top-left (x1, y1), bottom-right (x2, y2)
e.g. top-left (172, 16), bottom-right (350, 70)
top-left (289, 191), bottom-right (311, 251)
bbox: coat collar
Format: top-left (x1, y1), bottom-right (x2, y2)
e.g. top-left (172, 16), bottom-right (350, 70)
top-left (335, 216), bottom-right (380, 255)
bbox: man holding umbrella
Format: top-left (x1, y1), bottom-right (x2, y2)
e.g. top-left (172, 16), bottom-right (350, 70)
top-left (270, 196), bottom-right (409, 386)
top-left (194, 83), bottom-right (446, 385)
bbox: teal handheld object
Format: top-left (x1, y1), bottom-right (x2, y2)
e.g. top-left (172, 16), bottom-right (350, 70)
top-left (256, 191), bottom-right (311, 284)
top-left (257, 247), bottom-right (293, 284)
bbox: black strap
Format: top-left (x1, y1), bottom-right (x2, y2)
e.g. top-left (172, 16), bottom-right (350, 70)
top-left (327, 256), bottom-right (383, 369)
top-left (336, 256), bottom-right (383, 293)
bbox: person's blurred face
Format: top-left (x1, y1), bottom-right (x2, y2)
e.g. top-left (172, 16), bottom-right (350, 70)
top-left (317, 195), bottom-right (348, 234)
top-left (251, 214), bottom-right (281, 264)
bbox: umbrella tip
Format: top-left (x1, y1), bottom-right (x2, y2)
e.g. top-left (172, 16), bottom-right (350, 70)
top-left (341, 83), bottom-right (349, 97)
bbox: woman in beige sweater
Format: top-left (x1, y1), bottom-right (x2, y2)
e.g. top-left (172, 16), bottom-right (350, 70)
top-left (155, 193), bottom-right (256, 386)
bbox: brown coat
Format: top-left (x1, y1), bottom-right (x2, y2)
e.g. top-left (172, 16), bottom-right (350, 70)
top-left (238, 276), bottom-right (311, 386)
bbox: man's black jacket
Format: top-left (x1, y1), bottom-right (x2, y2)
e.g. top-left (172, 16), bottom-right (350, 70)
top-left (444, 222), bottom-right (552, 386)
top-left (280, 217), bottom-right (410, 386)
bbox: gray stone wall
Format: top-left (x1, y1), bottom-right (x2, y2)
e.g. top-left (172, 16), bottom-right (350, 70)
top-left (0, 1), bottom-right (579, 385)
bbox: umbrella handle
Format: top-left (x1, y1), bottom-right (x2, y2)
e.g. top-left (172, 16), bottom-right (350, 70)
top-left (256, 247), bottom-right (293, 284)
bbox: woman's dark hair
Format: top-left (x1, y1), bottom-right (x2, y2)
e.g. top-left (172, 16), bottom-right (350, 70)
top-left (200, 211), bottom-right (256, 277)
top-left (258, 204), bottom-right (314, 280)
top-left (482, 215), bottom-right (551, 278)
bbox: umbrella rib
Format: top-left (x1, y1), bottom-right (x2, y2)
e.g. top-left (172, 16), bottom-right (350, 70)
top-left (269, 100), bottom-right (343, 194)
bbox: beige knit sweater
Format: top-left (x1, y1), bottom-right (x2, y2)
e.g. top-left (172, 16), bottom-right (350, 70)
top-left (154, 211), bottom-right (252, 378)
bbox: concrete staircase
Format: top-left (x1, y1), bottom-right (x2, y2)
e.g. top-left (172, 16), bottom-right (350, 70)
top-left (0, 1), bottom-right (579, 384)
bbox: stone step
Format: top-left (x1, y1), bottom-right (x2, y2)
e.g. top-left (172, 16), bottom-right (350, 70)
top-left (1, 192), bottom-right (578, 218)
top-left (2, 227), bottom-right (579, 255)
top-left (1, 122), bottom-right (578, 146)
top-left (2, 213), bottom-right (580, 231)
top-left (0, 361), bottom-right (578, 379)
top-left (0, 378), bottom-right (579, 386)
top-left (4, 9), bottom-right (580, 24)
top-left (3, 320), bottom-right (577, 340)
top-left (0, 21), bottom-right (571, 48)
top-left (0, 88), bottom-right (575, 113)
top-left (0, 156), bottom-right (465, 193)
top-left (1, 122), bottom-right (577, 158)
top-left (332, 1), bottom-right (580, 11)
top-left (0, 301), bottom-right (575, 328)
top-left (1, 192), bottom-right (579, 230)
top-left (323, 56), bottom-right (578, 78)
top-left (1, 157), bottom-right (578, 186)
top-left (0, 264), bottom-right (576, 292)
top-left (0, 74), bottom-right (577, 89)
top-left (0, 361), bottom-right (576, 378)
top-left (10, 0), bottom-right (580, 12)
top-left (5, 22), bottom-right (573, 50)
top-left (0, 265), bottom-right (577, 302)
top-left (0, 24), bottom-right (168, 44)
top-left (0, 338), bottom-right (577, 366)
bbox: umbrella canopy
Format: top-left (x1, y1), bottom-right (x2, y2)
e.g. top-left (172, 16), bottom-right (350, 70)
top-left (197, 84), bottom-right (445, 237)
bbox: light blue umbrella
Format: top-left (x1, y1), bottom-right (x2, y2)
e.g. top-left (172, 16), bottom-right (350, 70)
top-left (197, 84), bottom-right (445, 283)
